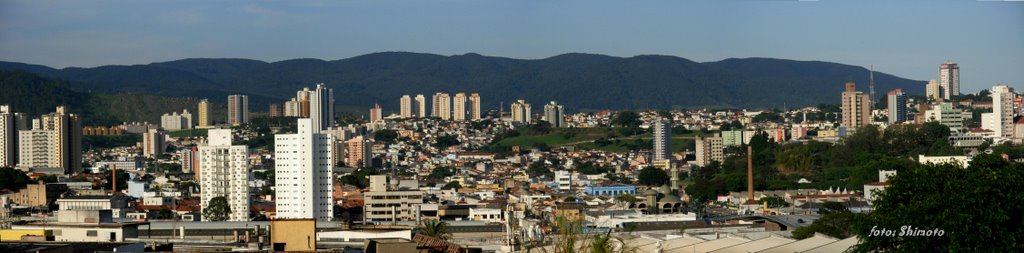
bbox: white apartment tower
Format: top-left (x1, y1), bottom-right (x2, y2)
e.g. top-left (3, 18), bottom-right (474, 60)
top-left (511, 100), bottom-right (531, 124)
top-left (310, 83), bottom-right (335, 132)
top-left (227, 95), bottom-right (249, 126)
top-left (652, 117), bottom-right (671, 161)
top-left (991, 85), bottom-right (1017, 138)
top-left (453, 93), bottom-right (467, 121)
top-left (199, 129), bottom-right (251, 221)
top-left (939, 61), bottom-right (960, 100)
top-left (399, 95), bottom-right (413, 118)
top-left (432, 93), bottom-right (452, 120)
top-left (414, 94), bottom-right (427, 118)
top-left (274, 118), bottom-right (335, 221)
top-left (543, 101), bottom-right (565, 128)
top-left (469, 93), bottom-right (482, 120)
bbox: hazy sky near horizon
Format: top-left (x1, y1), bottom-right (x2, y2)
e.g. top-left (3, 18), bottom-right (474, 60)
top-left (1, 0), bottom-right (1022, 92)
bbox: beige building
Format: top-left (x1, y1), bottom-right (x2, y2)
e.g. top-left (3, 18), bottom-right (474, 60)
top-left (197, 99), bottom-right (212, 128)
top-left (432, 92), bottom-right (451, 120)
top-left (142, 129), bottom-right (166, 158)
top-left (399, 95), bottom-right (413, 118)
top-left (227, 94), bottom-right (248, 126)
top-left (270, 219), bottom-right (317, 252)
top-left (452, 93), bottom-right (467, 121)
top-left (841, 82), bottom-right (871, 130)
top-left (363, 175), bottom-right (424, 223)
top-left (4, 181), bottom-right (69, 208)
top-left (469, 93), bottom-right (482, 120)
top-left (511, 100), bottom-right (531, 124)
top-left (926, 80), bottom-right (942, 101)
top-left (346, 136), bottom-right (372, 168)
top-left (414, 94), bottom-right (427, 118)
top-left (695, 136), bottom-right (724, 167)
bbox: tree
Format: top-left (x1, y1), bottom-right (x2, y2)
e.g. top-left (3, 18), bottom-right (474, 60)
top-left (157, 208), bottom-right (174, 220)
top-left (614, 194), bottom-right (638, 205)
top-left (37, 174), bottom-right (58, 183)
top-left (419, 219), bottom-right (451, 240)
top-left (637, 167), bottom-right (669, 186)
top-left (611, 111), bottom-right (641, 127)
top-left (103, 168), bottom-right (128, 191)
top-left (441, 181), bottom-right (461, 190)
top-left (759, 195), bottom-right (789, 208)
top-left (527, 161), bottom-right (554, 179)
top-left (373, 129), bottom-right (399, 143)
top-left (0, 167), bottom-right (30, 191)
top-left (433, 134), bottom-right (461, 148)
top-left (792, 211), bottom-right (860, 240)
top-left (850, 154), bottom-right (1024, 252)
top-left (203, 196), bottom-right (231, 221)
top-left (427, 167), bottom-right (455, 180)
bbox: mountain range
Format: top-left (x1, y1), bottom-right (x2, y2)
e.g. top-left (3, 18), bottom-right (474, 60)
top-left (0, 52), bottom-right (925, 112)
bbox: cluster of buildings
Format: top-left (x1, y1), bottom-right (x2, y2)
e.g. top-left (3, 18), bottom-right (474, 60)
top-left (0, 64), bottom-right (1020, 251)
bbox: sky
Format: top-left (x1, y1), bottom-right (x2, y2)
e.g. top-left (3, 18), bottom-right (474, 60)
top-left (1, 0), bottom-right (1022, 93)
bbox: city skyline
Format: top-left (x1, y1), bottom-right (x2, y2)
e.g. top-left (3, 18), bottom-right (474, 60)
top-left (0, 1), bottom-right (1021, 93)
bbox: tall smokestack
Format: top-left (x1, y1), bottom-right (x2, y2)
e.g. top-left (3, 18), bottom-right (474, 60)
top-left (112, 164), bottom-right (117, 194)
top-left (747, 146), bottom-right (754, 203)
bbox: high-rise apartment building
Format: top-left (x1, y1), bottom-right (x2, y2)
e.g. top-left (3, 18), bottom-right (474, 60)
top-left (414, 94), bottom-right (427, 118)
top-left (720, 130), bottom-right (743, 147)
top-left (841, 82), bottom-right (871, 130)
top-left (199, 129), bottom-right (250, 221)
top-left (452, 93), bottom-right (467, 121)
top-left (369, 104), bottom-right (383, 123)
top-left (925, 80), bottom-right (942, 102)
top-left (887, 89), bottom-right (908, 124)
top-left (227, 95), bottom-right (249, 126)
top-left (18, 128), bottom-right (54, 168)
top-left (543, 101), bottom-right (565, 128)
top-left (510, 100), bottom-right (531, 124)
top-left (346, 136), bottom-right (372, 168)
top-left (651, 117), bottom-right (671, 162)
top-left (991, 85), bottom-right (1016, 138)
top-left (284, 98), bottom-right (301, 117)
top-left (399, 95), bottom-right (413, 118)
top-left (694, 136), bottom-right (724, 167)
top-left (432, 93), bottom-right (451, 120)
top-left (296, 87), bottom-right (312, 118)
top-left (142, 129), bottom-right (166, 158)
top-left (310, 83), bottom-right (335, 131)
top-left (0, 105), bottom-right (27, 167)
top-left (197, 99), bottom-right (212, 128)
top-left (179, 146), bottom-right (197, 174)
top-left (274, 118), bottom-right (334, 221)
top-left (21, 107), bottom-right (82, 172)
top-left (160, 110), bottom-right (193, 131)
top-left (469, 93), bottom-right (482, 120)
top-left (939, 61), bottom-right (960, 100)
top-left (268, 104), bottom-right (283, 117)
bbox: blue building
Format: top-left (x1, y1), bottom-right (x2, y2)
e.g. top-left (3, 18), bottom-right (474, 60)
top-left (584, 185), bottom-right (637, 196)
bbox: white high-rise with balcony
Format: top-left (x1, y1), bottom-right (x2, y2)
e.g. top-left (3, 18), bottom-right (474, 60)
top-left (199, 129), bottom-right (250, 221)
top-left (275, 118), bottom-right (334, 221)
top-left (991, 85), bottom-right (1016, 138)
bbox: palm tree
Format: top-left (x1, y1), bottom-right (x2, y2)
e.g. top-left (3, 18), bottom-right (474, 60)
top-left (419, 219), bottom-right (451, 240)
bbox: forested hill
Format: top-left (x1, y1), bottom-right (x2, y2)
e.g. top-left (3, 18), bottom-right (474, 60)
top-left (0, 70), bottom-right (218, 125)
top-left (0, 52), bottom-right (925, 112)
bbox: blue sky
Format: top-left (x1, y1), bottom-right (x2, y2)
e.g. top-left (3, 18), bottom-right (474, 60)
top-left (1, 0), bottom-right (1021, 93)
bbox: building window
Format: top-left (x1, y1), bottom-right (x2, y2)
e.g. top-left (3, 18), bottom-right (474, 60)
top-left (87, 230), bottom-right (98, 237)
